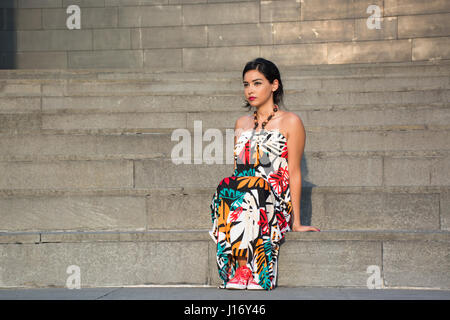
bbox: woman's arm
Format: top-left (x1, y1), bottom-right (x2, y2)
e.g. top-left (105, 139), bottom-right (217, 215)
top-left (286, 113), bottom-right (320, 232)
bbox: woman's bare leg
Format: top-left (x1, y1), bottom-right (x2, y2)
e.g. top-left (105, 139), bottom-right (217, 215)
top-left (236, 256), bottom-right (247, 268)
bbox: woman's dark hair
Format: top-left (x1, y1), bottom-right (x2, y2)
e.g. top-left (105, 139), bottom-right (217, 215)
top-left (242, 57), bottom-right (285, 110)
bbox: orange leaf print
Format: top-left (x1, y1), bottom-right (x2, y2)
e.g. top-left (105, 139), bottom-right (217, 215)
top-left (237, 177), bottom-right (250, 189)
top-left (248, 178), bottom-right (257, 188)
top-left (217, 201), bottom-right (230, 227)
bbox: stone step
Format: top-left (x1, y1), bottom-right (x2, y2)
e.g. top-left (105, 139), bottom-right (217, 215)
top-left (99, 64), bottom-right (450, 80)
top-left (1, 90), bottom-right (447, 118)
top-left (1, 126), bottom-right (450, 161)
top-left (1, 74), bottom-right (449, 97)
top-left (0, 150), bottom-right (449, 190)
top-left (185, 105), bottom-right (450, 130)
top-left (2, 102), bottom-right (449, 136)
top-left (0, 186), bottom-right (447, 233)
top-left (0, 60), bottom-right (449, 81)
top-left (1, 61), bottom-right (448, 291)
top-left (0, 61), bottom-right (449, 99)
top-left (132, 152), bottom-right (450, 188)
top-left (0, 230), bottom-right (448, 289)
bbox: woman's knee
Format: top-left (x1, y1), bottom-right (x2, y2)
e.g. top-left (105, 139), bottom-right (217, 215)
top-left (244, 176), bottom-right (270, 190)
top-left (218, 175), bottom-right (237, 187)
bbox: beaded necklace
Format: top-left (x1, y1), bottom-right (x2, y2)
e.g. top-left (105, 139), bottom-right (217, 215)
top-left (233, 105), bottom-right (280, 169)
top-left (253, 105), bottom-right (279, 130)
top-left (248, 105), bottom-right (279, 166)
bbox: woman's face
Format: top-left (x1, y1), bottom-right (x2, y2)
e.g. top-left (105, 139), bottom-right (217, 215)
top-left (243, 69), bottom-right (279, 108)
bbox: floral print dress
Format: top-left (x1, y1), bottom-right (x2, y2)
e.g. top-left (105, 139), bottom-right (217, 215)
top-left (209, 129), bottom-right (292, 290)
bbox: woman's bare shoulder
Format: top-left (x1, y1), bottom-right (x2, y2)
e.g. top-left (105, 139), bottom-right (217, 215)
top-left (235, 114), bottom-right (253, 130)
top-left (280, 111), bottom-right (305, 139)
top-left (280, 111), bottom-right (304, 127)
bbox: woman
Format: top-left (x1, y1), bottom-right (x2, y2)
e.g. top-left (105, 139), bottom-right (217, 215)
top-left (209, 58), bottom-right (320, 291)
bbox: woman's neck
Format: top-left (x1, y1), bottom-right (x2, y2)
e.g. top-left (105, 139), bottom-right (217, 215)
top-left (255, 103), bottom-right (276, 119)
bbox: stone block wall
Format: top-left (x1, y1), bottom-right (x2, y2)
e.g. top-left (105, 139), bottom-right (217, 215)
top-left (0, 0), bottom-right (449, 70)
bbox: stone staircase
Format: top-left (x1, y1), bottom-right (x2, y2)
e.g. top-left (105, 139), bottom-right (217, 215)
top-left (0, 60), bottom-right (449, 289)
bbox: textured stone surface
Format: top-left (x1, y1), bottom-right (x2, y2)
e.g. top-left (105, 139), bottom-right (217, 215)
top-left (93, 29), bottom-right (131, 50)
top-left (354, 17), bottom-right (397, 41)
top-left (278, 240), bottom-right (382, 287)
top-left (261, 43), bottom-right (328, 66)
top-left (0, 97), bottom-right (40, 113)
top-left (0, 55), bottom-right (449, 290)
top-left (41, 112), bottom-right (186, 130)
top-left (131, 26), bottom-right (207, 49)
top-left (0, 195), bottom-right (147, 232)
top-left (0, 114), bottom-right (41, 133)
top-left (314, 192), bottom-right (440, 231)
top-left (398, 13), bottom-right (450, 39)
top-left (68, 50), bottom-right (143, 69)
top-left (284, 89), bottom-right (447, 106)
top-left (143, 49), bottom-right (183, 72)
top-left (413, 37), bottom-right (450, 61)
top-left (0, 230), bottom-right (448, 288)
top-left (3, 8), bottom-right (42, 30)
top-left (118, 5), bottom-right (182, 27)
top-left (273, 20), bottom-right (354, 44)
top-left (302, 156), bottom-right (383, 187)
top-left (384, 154), bottom-right (450, 186)
top-left (17, 0), bottom-right (62, 9)
top-left (384, 0), bottom-right (450, 16)
top-left (147, 192), bottom-right (212, 230)
top-left (0, 241), bottom-right (209, 287)
top-left (328, 40), bottom-right (411, 64)
top-left (383, 241), bottom-right (450, 289)
top-left (301, 0), bottom-right (383, 20)
top-left (42, 7), bottom-right (118, 29)
top-left (0, 133), bottom-right (175, 160)
top-left (183, 2), bottom-right (259, 25)
top-left (16, 30), bottom-right (92, 51)
top-left (309, 129), bottom-right (450, 152)
top-left (13, 52), bottom-right (68, 69)
top-left (183, 46), bottom-right (260, 71)
top-left (207, 23), bottom-right (272, 47)
top-left (134, 159), bottom-right (233, 188)
top-left (441, 189), bottom-right (450, 231)
top-left (0, 160), bottom-right (133, 189)
top-left (1, 0), bottom-right (449, 69)
top-left (261, 0), bottom-right (301, 22)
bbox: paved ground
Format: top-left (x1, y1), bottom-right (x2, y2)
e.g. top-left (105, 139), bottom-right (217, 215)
top-left (1, 286), bottom-right (449, 300)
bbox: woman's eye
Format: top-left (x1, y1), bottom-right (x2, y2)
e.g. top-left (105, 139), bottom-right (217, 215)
top-left (243, 82), bottom-right (261, 87)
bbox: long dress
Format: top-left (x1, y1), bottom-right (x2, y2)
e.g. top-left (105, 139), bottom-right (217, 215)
top-left (209, 128), bottom-right (293, 290)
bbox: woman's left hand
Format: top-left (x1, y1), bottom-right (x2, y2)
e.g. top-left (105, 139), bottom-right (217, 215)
top-left (291, 224), bottom-right (321, 232)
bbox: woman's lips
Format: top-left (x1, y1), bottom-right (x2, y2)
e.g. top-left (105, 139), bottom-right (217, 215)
top-left (249, 97), bottom-right (256, 101)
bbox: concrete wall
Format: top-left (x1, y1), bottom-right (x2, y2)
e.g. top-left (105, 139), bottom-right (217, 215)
top-left (0, 0), bottom-right (449, 70)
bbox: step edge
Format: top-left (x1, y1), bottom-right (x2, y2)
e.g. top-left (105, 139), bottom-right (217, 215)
top-left (1, 229), bottom-right (449, 244)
